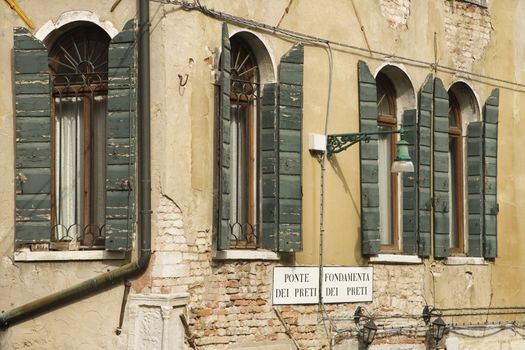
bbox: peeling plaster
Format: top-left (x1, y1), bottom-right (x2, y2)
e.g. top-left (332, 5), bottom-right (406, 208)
top-left (131, 255), bottom-right (155, 294)
top-left (443, 1), bottom-right (492, 71)
top-left (380, 0), bottom-right (411, 29)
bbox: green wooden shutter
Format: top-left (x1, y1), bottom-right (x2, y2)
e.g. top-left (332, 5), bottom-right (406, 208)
top-left (402, 109), bottom-right (417, 254)
top-left (277, 44), bottom-right (303, 252)
top-left (417, 75), bottom-right (433, 257)
top-left (433, 78), bottom-right (450, 258)
top-left (358, 61), bottom-right (380, 255)
top-left (14, 28), bottom-right (52, 246)
top-left (483, 89), bottom-right (499, 258)
top-left (105, 20), bottom-right (136, 251)
top-left (261, 83), bottom-right (278, 251)
top-left (467, 122), bottom-right (483, 257)
top-left (217, 23), bottom-right (232, 250)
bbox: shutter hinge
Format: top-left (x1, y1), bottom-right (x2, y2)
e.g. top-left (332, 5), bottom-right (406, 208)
top-left (17, 172), bottom-right (28, 184)
top-left (122, 178), bottom-right (133, 190)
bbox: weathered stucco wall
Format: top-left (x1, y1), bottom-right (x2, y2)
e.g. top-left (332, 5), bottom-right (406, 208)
top-left (0, 2), bottom-right (136, 349)
top-left (2, 0), bottom-right (525, 349)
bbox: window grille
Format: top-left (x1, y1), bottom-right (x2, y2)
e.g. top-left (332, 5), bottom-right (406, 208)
top-left (48, 25), bottom-right (110, 248)
top-left (229, 38), bottom-right (260, 249)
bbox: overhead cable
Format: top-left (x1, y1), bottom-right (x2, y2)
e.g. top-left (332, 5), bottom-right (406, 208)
top-left (153, 0), bottom-right (525, 91)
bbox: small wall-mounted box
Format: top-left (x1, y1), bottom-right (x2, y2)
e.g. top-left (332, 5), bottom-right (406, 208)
top-left (309, 133), bottom-right (327, 152)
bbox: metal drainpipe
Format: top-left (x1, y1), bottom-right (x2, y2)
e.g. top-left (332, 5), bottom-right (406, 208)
top-left (0, 0), bottom-right (152, 330)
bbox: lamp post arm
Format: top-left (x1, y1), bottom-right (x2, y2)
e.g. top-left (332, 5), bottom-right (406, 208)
top-left (327, 127), bottom-right (404, 155)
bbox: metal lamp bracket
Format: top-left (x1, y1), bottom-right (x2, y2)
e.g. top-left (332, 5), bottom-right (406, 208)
top-left (326, 127), bottom-right (404, 156)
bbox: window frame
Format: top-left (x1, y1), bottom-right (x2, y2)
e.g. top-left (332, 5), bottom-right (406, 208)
top-left (216, 25), bottom-right (303, 254)
top-left (448, 93), bottom-right (465, 255)
top-left (228, 35), bottom-right (261, 249)
top-left (48, 24), bottom-right (110, 250)
top-left (376, 72), bottom-right (400, 253)
top-left (13, 19), bottom-right (136, 255)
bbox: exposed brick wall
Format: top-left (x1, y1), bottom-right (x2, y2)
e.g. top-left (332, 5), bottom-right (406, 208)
top-left (379, 0), bottom-right (411, 29)
top-left (153, 197), bottom-right (427, 349)
top-left (444, 0), bottom-right (492, 71)
top-left (189, 261), bottom-right (290, 348)
top-left (152, 196), bottom-right (211, 295)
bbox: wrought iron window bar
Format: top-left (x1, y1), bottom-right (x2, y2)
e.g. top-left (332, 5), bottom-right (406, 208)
top-left (229, 221), bottom-right (258, 249)
top-left (49, 223), bottom-right (106, 249)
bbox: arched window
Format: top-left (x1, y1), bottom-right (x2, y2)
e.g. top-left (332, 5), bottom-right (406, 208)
top-left (229, 35), bottom-right (260, 248)
top-left (217, 24), bottom-right (303, 253)
top-left (448, 92), bottom-right (464, 253)
top-left (376, 72), bottom-right (399, 249)
top-left (49, 23), bottom-right (110, 246)
top-left (447, 81), bottom-right (480, 255)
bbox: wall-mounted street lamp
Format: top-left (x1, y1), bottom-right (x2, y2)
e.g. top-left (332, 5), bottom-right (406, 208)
top-left (422, 306), bottom-right (447, 346)
top-left (432, 317), bottom-right (446, 343)
top-left (324, 126), bottom-right (414, 173)
top-left (354, 306), bottom-right (378, 347)
top-left (362, 319), bottom-right (378, 346)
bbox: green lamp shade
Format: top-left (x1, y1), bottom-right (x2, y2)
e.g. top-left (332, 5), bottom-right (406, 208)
top-left (391, 139), bottom-right (414, 173)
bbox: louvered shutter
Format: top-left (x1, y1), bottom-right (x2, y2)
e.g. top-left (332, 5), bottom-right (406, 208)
top-left (217, 23), bottom-right (232, 250)
top-left (467, 122), bottom-right (483, 256)
top-left (105, 20), bottom-right (137, 251)
top-left (14, 28), bottom-right (52, 246)
top-left (433, 78), bottom-right (450, 258)
top-left (261, 83), bottom-right (278, 251)
top-left (483, 89), bottom-right (499, 258)
top-left (358, 61), bottom-right (380, 255)
top-left (277, 44), bottom-right (303, 252)
top-left (402, 109), bottom-right (417, 254)
top-left (417, 75), bottom-right (433, 257)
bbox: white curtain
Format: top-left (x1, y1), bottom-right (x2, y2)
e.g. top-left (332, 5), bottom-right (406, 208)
top-left (55, 97), bottom-right (83, 240)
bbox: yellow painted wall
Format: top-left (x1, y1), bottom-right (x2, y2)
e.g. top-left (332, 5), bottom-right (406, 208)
top-left (2, 0), bottom-right (525, 347)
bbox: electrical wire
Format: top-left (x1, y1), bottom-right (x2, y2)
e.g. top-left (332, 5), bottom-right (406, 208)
top-left (436, 306), bottom-right (525, 311)
top-left (315, 41), bottom-right (335, 349)
top-left (153, 0), bottom-right (525, 92)
top-left (440, 311), bottom-right (525, 317)
top-left (150, 0), bottom-right (525, 343)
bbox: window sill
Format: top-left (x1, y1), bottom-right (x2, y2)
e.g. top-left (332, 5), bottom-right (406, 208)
top-left (213, 249), bottom-right (280, 261)
top-left (459, 0), bottom-right (488, 8)
top-left (14, 249), bottom-right (126, 262)
top-left (368, 254), bottom-right (423, 265)
top-left (445, 256), bottom-right (488, 266)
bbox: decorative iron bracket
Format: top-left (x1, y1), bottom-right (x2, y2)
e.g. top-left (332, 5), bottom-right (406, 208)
top-left (326, 127), bottom-right (404, 156)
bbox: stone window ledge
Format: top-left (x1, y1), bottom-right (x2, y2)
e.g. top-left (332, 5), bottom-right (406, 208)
top-left (14, 249), bottom-right (126, 262)
top-left (128, 293), bottom-right (190, 307)
top-left (445, 256), bottom-right (488, 266)
top-left (369, 254), bottom-right (423, 265)
top-left (213, 249), bottom-right (280, 261)
top-left (459, 0), bottom-right (488, 8)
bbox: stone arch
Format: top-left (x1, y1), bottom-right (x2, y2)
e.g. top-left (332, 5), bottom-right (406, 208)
top-left (229, 29), bottom-right (276, 84)
top-left (35, 11), bottom-right (118, 45)
top-left (375, 63), bottom-right (417, 125)
top-left (448, 80), bottom-right (481, 136)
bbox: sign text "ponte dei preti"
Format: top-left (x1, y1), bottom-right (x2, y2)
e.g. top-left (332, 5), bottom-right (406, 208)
top-left (272, 266), bottom-right (373, 305)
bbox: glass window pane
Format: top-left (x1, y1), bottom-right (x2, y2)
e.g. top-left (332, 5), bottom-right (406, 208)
top-left (449, 139), bottom-right (458, 248)
top-left (378, 134), bottom-right (393, 245)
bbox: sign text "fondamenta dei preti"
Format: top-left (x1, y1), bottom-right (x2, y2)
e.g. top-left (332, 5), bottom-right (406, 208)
top-left (272, 266), bottom-right (373, 305)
